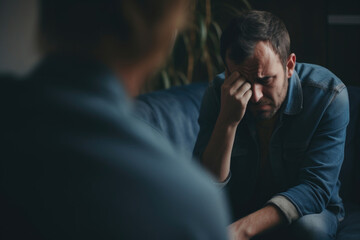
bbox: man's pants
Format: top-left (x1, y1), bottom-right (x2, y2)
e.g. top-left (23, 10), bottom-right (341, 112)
top-left (254, 209), bottom-right (339, 240)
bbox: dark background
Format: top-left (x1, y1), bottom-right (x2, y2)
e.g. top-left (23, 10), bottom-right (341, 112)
top-left (0, 0), bottom-right (359, 86)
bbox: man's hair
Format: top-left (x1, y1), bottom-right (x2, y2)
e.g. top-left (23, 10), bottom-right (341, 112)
top-left (39, 0), bottom-right (186, 62)
top-left (220, 10), bottom-right (290, 67)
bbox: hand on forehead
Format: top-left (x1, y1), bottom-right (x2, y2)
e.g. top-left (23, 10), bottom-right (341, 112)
top-left (226, 42), bottom-right (281, 83)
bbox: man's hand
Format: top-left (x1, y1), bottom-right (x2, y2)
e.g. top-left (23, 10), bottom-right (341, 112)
top-left (219, 71), bottom-right (252, 127)
top-left (228, 217), bottom-right (251, 240)
top-left (201, 71), bottom-right (252, 181)
top-left (228, 205), bottom-right (286, 240)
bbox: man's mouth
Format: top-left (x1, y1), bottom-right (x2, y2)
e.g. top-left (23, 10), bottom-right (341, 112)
top-left (250, 104), bottom-right (271, 111)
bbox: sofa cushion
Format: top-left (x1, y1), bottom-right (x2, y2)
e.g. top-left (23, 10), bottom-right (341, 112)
top-left (136, 82), bottom-right (208, 157)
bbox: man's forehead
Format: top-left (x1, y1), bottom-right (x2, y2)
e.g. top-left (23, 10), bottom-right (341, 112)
top-left (226, 56), bottom-right (270, 78)
top-left (226, 42), bottom-right (281, 77)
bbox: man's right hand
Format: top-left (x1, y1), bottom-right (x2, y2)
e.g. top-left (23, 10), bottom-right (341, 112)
top-left (218, 71), bottom-right (252, 127)
top-left (201, 71), bottom-right (252, 181)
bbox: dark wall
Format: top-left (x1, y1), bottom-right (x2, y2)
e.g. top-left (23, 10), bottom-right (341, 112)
top-left (250, 0), bottom-right (360, 87)
top-left (327, 0), bottom-right (360, 87)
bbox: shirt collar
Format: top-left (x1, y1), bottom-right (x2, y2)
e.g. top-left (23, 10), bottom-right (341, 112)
top-left (282, 70), bottom-right (303, 115)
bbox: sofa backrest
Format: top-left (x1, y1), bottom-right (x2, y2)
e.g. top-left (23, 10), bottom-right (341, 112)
top-left (136, 82), bottom-right (208, 158)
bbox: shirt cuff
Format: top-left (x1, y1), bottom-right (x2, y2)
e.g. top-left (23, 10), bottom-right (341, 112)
top-left (213, 171), bottom-right (231, 189)
top-left (266, 195), bottom-right (299, 224)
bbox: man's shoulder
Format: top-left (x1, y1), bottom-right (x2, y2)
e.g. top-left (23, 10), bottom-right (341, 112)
top-left (295, 63), bottom-right (345, 93)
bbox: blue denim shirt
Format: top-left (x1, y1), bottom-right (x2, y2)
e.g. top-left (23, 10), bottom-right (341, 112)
top-left (193, 63), bottom-right (349, 222)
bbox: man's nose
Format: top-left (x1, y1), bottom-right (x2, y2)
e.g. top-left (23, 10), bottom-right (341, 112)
top-left (250, 83), bottom-right (263, 103)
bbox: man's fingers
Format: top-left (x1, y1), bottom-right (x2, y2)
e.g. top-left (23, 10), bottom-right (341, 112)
top-left (233, 86), bottom-right (252, 108)
top-left (242, 88), bottom-right (252, 103)
top-left (228, 78), bottom-right (244, 94)
top-left (234, 81), bottom-right (252, 98)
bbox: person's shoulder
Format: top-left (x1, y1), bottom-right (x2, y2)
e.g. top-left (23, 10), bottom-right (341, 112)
top-left (99, 115), bottom-right (230, 238)
top-left (123, 115), bottom-right (217, 194)
top-left (295, 63), bottom-right (345, 93)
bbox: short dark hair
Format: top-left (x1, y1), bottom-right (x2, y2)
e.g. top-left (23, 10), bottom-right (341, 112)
top-left (220, 10), bottom-right (290, 68)
top-left (39, 0), bottom-right (186, 61)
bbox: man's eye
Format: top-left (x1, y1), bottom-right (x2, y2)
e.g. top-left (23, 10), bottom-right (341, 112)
top-left (259, 77), bottom-right (271, 85)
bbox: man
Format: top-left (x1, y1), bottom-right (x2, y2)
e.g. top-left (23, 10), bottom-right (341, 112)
top-left (0, 1), bottom-right (229, 239)
top-left (194, 10), bottom-right (349, 240)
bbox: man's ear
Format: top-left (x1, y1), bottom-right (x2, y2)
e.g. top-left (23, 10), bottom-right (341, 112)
top-left (286, 53), bottom-right (296, 78)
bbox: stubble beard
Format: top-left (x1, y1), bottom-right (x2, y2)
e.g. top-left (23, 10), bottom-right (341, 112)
top-left (251, 75), bottom-right (288, 121)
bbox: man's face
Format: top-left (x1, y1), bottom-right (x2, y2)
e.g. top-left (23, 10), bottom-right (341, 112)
top-left (226, 41), bottom-right (292, 120)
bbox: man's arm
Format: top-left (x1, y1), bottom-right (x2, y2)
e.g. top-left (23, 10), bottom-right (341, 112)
top-left (278, 86), bottom-right (349, 216)
top-left (201, 71), bottom-right (252, 182)
top-left (229, 205), bottom-right (286, 240)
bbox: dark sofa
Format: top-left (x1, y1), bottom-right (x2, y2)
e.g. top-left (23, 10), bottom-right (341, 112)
top-left (136, 82), bottom-right (360, 239)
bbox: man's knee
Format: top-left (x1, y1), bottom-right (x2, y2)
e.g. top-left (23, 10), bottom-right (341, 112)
top-left (288, 211), bottom-right (338, 240)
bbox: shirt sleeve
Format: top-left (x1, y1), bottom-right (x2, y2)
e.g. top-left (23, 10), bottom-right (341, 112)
top-left (267, 195), bottom-right (299, 224)
top-left (213, 171), bottom-right (231, 189)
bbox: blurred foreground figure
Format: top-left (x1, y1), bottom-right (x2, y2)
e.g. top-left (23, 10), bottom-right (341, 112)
top-left (0, 1), bottom-right (229, 239)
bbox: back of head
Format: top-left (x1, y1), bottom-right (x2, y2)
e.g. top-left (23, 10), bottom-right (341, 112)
top-left (39, 0), bottom-right (187, 64)
top-left (220, 10), bottom-right (290, 67)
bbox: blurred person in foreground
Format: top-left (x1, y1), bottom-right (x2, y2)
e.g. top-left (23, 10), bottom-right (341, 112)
top-left (193, 10), bottom-right (349, 240)
top-left (0, 0), bottom-right (230, 239)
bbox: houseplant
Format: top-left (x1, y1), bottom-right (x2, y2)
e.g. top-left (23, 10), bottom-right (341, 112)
top-left (142, 0), bottom-right (251, 93)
